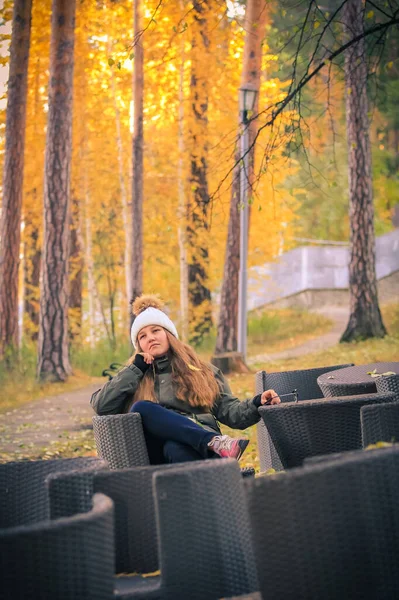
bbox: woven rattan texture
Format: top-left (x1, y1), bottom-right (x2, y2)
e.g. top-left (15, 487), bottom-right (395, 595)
top-left (0, 457), bottom-right (105, 528)
top-left (246, 446), bottom-right (399, 600)
top-left (154, 459), bottom-right (258, 600)
top-left (376, 373), bottom-right (399, 398)
top-left (48, 470), bottom-right (102, 520)
top-left (220, 595), bottom-right (262, 600)
top-left (0, 493), bottom-right (115, 600)
top-left (318, 362), bottom-right (399, 398)
top-left (259, 392), bottom-right (396, 468)
top-left (93, 412), bottom-right (150, 469)
top-left (361, 402), bottom-right (399, 447)
top-left (303, 444), bottom-right (399, 467)
top-left (255, 365), bottom-right (353, 472)
top-left (49, 462), bottom-right (188, 575)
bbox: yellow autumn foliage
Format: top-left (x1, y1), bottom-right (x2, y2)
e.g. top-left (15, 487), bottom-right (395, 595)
top-left (0, 0), bottom-right (300, 344)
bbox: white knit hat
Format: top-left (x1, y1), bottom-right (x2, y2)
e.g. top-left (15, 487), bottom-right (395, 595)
top-left (130, 295), bottom-right (179, 348)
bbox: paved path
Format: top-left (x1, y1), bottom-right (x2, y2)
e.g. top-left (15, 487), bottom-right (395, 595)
top-left (0, 382), bottom-right (101, 459)
top-left (248, 307), bottom-right (349, 364)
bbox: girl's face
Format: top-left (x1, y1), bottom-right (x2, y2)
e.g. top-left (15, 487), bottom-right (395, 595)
top-left (137, 325), bottom-right (170, 357)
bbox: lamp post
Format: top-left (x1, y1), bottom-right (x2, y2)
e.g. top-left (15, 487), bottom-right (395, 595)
top-left (238, 84), bottom-right (257, 361)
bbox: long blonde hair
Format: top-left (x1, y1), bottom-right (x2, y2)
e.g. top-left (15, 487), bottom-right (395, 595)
top-left (127, 330), bottom-right (220, 411)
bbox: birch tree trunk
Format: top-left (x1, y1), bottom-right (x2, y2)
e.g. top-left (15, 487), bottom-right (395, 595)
top-left (69, 195), bottom-right (83, 342)
top-left (109, 41), bottom-right (132, 308)
top-left (131, 0), bottom-right (144, 306)
top-left (37, 0), bottom-right (76, 381)
top-left (84, 188), bottom-right (96, 348)
top-left (187, 0), bottom-right (212, 345)
top-left (178, 28), bottom-right (189, 343)
top-left (340, 0), bottom-right (386, 342)
top-left (0, 0), bottom-right (32, 360)
top-left (23, 189), bottom-right (41, 342)
top-left (23, 57), bottom-right (41, 343)
top-left (214, 0), bottom-right (267, 354)
top-left (84, 172), bottom-right (113, 348)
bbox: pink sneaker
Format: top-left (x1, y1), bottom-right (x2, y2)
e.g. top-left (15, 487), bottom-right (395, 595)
top-left (208, 435), bottom-right (249, 460)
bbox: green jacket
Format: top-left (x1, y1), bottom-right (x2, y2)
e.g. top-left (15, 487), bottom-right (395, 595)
top-left (90, 354), bottom-right (260, 432)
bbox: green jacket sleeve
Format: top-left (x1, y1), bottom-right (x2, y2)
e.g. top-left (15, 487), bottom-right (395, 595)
top-left (211, 367), bottom-right (260, 430)
top-left (90, 364), bottom-right (144, 415)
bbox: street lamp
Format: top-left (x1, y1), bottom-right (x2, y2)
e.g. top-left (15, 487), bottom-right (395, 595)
top-left (238, 83), bottom-right (257, 361)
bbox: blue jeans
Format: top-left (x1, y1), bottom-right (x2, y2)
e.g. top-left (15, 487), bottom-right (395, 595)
top-left (130, 401), bottom-right (218, 464)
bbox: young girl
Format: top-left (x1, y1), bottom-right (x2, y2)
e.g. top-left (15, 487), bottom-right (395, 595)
top-left (91, 295), bottom-right (280, 464)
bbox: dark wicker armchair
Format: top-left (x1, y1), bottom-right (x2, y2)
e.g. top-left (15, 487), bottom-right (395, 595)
top-left (361, 401), bottom-right (399, 447)
top-left (244, 445), bottom-right (399, 600)
top-left (92, 412), bottom-right (150, 469)
top-left (0, 493), bottom-right (114, 600)
top-left (92, 410), bottom-right (255, 478)
top-left (255, 364), bottom-right (353, 471)
top-left (154, 459), bottom-right (258, 600)
top-left (0, 456), bottom-right (106, 528)
top-left (48, 462), bottom-right (189, 575)
top-left (258, 391), bottom-right (395, 468)
top-left (49, 459), bottom-right (257, 600)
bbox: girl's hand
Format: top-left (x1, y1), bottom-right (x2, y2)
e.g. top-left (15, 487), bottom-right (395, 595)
top-left (140, 352), bottom-right (155, 365)
top-left (260, 389), bottom-right (281, 405)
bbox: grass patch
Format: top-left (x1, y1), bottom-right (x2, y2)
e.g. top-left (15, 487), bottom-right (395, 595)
top-left (0, 341), bottom-right (107, 414)
top-left (246, 307), bottom-right (332, 356)
top-left (251, 301), bottom-right (399, 373)
top-left (195, 307), bottom-right (333, 360)
top-left (71, 337), bottom-right (132, 377)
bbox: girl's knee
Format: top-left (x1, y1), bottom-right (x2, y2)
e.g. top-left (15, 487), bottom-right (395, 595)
top-left (130, 400), bottom-right (154, 413)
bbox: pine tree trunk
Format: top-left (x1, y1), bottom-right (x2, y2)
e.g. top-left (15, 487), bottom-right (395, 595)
top-left (69, 196), bottom-right (83, 342)
top-left (131, 0), bottom-right (144, 306)
top-left (340, 0), bottom-right (386, 342)
top-left (245, 0), bottom-right (267, 218)
top-left (214, 0), bottom-right (267, 354)
top-left (187, 0), bottom-right (212, 345)
top-left (37, 0), bottom-right (76, 381)
top-left (0, 0), bottom-right (32, 359)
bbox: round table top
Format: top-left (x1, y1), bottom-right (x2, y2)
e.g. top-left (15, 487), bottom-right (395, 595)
top-left (317, 362), bottom-right (399, 386)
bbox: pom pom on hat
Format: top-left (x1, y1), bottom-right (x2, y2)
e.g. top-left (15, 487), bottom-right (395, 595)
top-left (132, 294), bottom-right (164, 316)
top-left (130, 294), bottom-right (178, 348)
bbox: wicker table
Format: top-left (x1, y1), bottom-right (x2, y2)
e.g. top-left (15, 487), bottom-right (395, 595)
top-left (317, 362), bottom-right (399, 397)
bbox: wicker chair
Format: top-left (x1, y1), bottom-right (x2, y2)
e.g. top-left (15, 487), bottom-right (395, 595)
top-left (49, 459), bottom-right (257, 600)
top-left (0, 456), bottom-right (106, 528)
top-left (153, 458), bottom-right (258, 600)
top-left (92, 412), bottom-right (150, 469)
top-left (255, 364), bottom-right (354, 471)
top-left (244, 445), bottom-right (399, 600)
top-left (0, 493), bottom-right (114, 600)
top-left (361, 401), bottom-right (399, 447)
top-left (48, 462), bottom-right (190, 575)
top-left (258, 391), bottom-right (396, 468)
top-left (92, 411), bottom-right (255, 478)
top-left (220, 595), bottom-right (261, 600)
